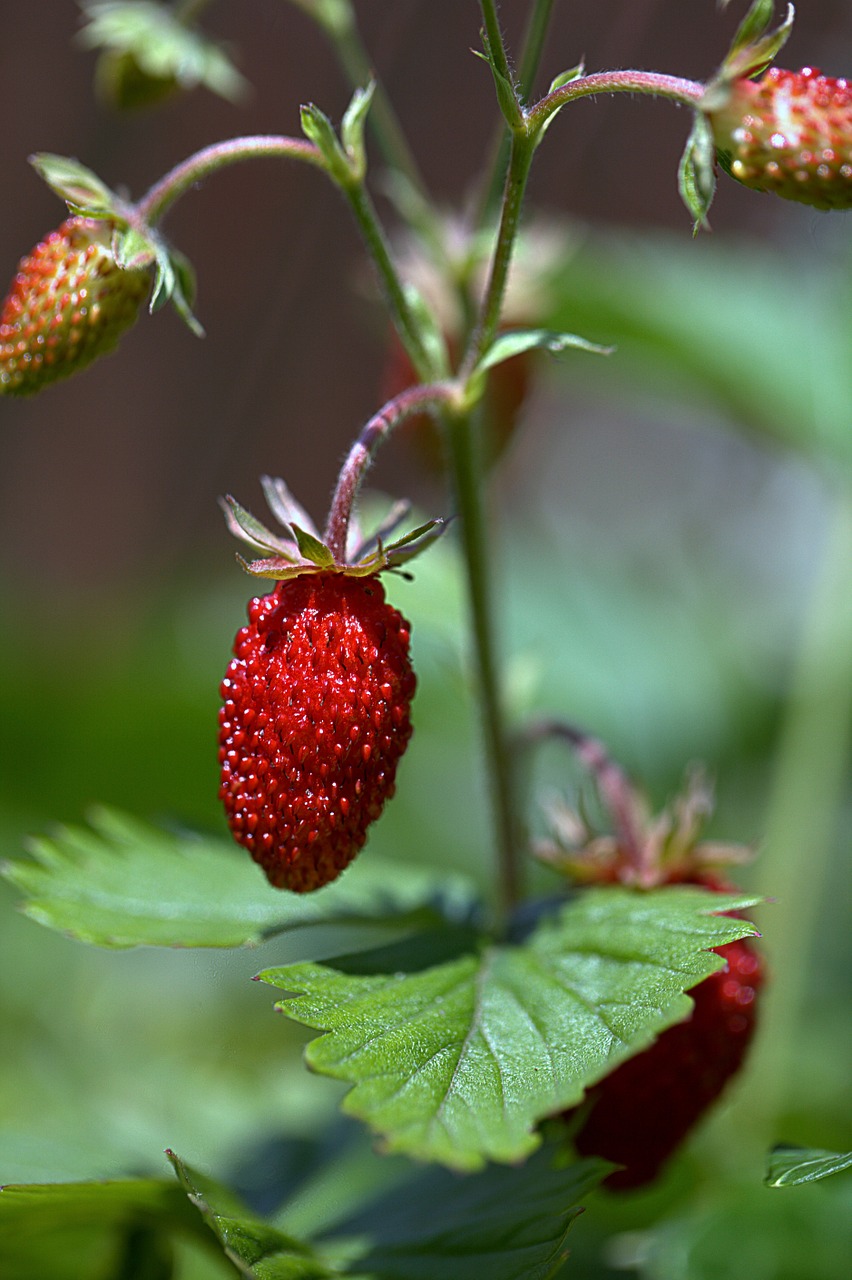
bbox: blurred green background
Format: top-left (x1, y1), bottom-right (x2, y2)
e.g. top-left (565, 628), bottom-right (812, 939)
top-left (1, 2), bottom-right (851, 1277)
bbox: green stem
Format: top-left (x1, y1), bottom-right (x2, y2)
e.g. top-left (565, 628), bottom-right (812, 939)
top-left (461, 132), bottom-right (536, 378)
top-left (312, 0), bottom-right (430, 203)
top-left (134, 135), bottom-right (432, 385)
top-left (341, 181), bottom-right (434, 381)
top-left (479, 0), bottom-right (516, 95)
top-left (476, 0), bottom-right (560, 244)
top-left (135, 135), bottom-right (325, 226)
top-left (517, 0), bottom-right (559, 100)
top-left (446, 406), bottom-right (522, 923)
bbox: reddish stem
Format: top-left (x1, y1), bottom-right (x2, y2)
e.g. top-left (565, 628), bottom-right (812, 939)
top-left (324, 382), bottom-right (458, 561)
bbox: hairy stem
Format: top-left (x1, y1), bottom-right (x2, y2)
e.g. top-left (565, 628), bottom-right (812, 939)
top-left (136, 135), bottom-right (325, 225)
top-left (325, 382), bottom-right (457, 560)
top-left (527, 69), bottom-right (705, 129)
top-left (461, 132), bottom-right (536, 378)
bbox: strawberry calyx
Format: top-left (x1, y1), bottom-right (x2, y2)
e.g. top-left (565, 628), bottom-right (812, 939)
top-left (531, 724), bottom-right (754, 889)
top-left (222, 475), bottom-right (449, 581)
top-left (29, 151), bottom-right (202, 334)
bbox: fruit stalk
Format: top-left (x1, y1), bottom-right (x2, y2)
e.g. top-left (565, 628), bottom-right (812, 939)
top-left (135, 136), bottom-right (326, 226)
top-left (324, 381), bottom-right (457, 561)
top-left (527, 69), bottom-right (706, 127)
top-left (446, 404), bottom-right (523, 920)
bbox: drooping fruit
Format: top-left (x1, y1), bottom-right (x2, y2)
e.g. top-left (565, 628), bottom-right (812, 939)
top-left (708, 66), bottom-right (852, 209)
top-left (572, 900), bottom-right (764, 1188)
top-left (218, 572), bottom-right (416, 893)
top-left (0, 216), bottom-right (152, 395)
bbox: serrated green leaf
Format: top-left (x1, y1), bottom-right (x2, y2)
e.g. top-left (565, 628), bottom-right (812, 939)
top-left (29, 152), bottom-right (120, 218)
top-left (477, 328), bottom-right (612, 375)
top-left (327, 1145), bottom-right (610, 1280)
top-left (261, 887), bottom-right (760, 1171)
top-left (765, 1145), bottom-right (852, 1188)
top-left (2, 807), bottom-right (479, 950)
top-left (168, 1153), bottom-right (335, 1278)
top-left (678, 112), bottom-right (717, 233)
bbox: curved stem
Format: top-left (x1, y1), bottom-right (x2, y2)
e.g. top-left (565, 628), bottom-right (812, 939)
top-left (340, 181), bottom-right (434, 381)
top-left (527, 69), bottom-right (705, 130)
top-left (324, 382), bottom-right (458, 560)
top-left (136, 136), bottom-right (325, 225)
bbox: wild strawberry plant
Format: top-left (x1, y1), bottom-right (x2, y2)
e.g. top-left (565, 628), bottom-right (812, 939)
top-left (1, 1), bottom-right (850, 1276)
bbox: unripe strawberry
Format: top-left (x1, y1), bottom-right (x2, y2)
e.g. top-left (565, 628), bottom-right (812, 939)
top-left (709, 66), bottom-right (852, 210)
top-left (219, 572), bottom-right (416, 893)
top-left (572, 897), bottom-right (764, 1188)
top-left (0, 216), bottom-right (151, 395)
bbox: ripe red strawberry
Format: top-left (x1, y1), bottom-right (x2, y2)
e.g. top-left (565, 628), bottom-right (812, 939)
top-left (218, 572), bottom-right (416, 893)
top-left (0, 216), bottom-right (151, 395)
top-left (709, 66), bottom-right (852, 210)
top-left (572, 901), bottom-right (764, 1188)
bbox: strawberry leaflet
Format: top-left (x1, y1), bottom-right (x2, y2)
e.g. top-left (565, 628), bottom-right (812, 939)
top-left (260, 886), bottom-right (761, 1171)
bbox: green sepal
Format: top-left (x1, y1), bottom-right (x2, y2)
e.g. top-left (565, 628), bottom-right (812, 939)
top-left (534, 62), bottom-right (587, 144)
top-left (476, 327), bottom-right (613, 376)
top-left (705, 0), bottom-right (795, 104)
top-left (300, 103), bottom-right (352, 185)
top-left (548, 62), bottom-right (586, 94)
top-left (340, 80), bottom-right (376, 182)
top-left (149, 242), bottom-right (204, 337)
top-left (290, 522), bottom-right (336, 568)
top-left (765, 1145), bottom-right (852, 1188)
top-left (220, 494), bottom-right (299, 556)
top-left (361, 518), bottom-right (451, 572)
top-left (113, 223), bottom-right (158, 270)
top-left (476, 32), bottom-right (524, 130)
top-left (678, 111), bottom-right (718, 233)
top-left (29, 152), bottom-right (122, 220)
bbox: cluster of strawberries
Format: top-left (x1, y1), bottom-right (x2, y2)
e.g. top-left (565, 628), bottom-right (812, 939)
top-left (1, 53), bottom-right (841, 1190)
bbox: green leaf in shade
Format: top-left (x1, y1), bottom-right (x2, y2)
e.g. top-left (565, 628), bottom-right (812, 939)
top-left (289, 523), bottom-right (335, 568)
top-left (765, 1145), bottom-right (852, 1188)
top-left (260, 887), bottom-right (760, 1171)
top-left (2, 807), bottom-right (479, 950)
top-left (477, 328), bottom-right (612, 375)
top-left (0, 1175), bottom-right (204, 1280)
top-left (324, 1145), bottom-right (610, 1280)
top-left (168, 1153), bottom-right (335, 1278)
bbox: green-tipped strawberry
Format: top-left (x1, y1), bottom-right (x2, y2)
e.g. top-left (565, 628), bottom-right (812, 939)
top-left (0, 216), bottom-right (152, 396)
top-left (219, 478), bottom-right (446, 892)
top-left (708, 66), bottom-right (852, 210)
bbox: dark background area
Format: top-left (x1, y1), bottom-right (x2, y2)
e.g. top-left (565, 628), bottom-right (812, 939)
top-left (1, 0), bottom-right (849, 593)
